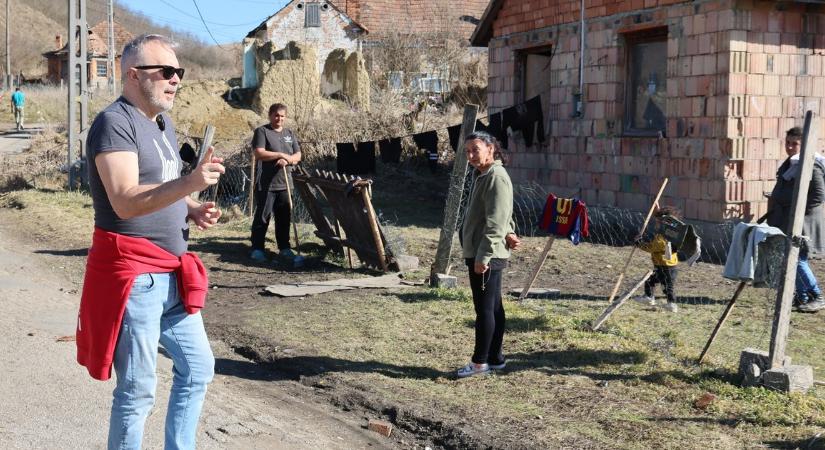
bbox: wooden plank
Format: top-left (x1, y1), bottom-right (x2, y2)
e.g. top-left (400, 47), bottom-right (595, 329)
top-left (591, 270), bottom-right (654, 331)
top-left (361, 184), bottom-right (389, 272)
top-left (698, 281), bottom-right (747, 364)
top-left (769, 111), bottom-right (817, 368)
top-left (603, 179), bottom-right (669, 307)
top-left (292, 177), bottom-right (342, 253)
top-left (430, 104), bottom-right (479, 284)
top-left (518, 236), bottom-right (555, 301)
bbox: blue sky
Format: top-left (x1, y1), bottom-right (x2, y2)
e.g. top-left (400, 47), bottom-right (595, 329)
top-left (122, 0), bottom-right (290, 45)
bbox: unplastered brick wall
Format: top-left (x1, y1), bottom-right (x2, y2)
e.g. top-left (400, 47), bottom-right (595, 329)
top-left (487, 0), bottom-right (825, 223)
top-left (343, 0), bottom-right (488, 39)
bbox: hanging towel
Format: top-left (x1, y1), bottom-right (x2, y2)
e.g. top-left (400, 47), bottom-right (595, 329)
top-left (447, 124), bottom-right (462, 153)
top-left (379, 137), bottom-right (402, 163)
top-left (356, 141), bottom-right (376, 174)
top-left (412, 130), bottom-right (439, 153)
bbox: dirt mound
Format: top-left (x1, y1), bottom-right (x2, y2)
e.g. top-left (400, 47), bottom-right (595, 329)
top-left (171, 80), bottom-right (263, 144)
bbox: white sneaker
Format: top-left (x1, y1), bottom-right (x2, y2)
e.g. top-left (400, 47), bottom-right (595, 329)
top-left (658, 302), bottom-right (678, 313)
top-left (456, 362), bottom-right (490, 378)
top-left (633, 295), bottom-right (656, 306)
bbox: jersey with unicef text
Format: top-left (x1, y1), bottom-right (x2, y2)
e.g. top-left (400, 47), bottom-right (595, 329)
top-left (252, 124), bottom-right (300, 191)
top-left (86, 96), bottom-right (189, 256)
top-left (539, 194), bottom-right (590, 244)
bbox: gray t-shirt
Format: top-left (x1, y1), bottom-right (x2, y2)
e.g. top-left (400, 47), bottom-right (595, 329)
top-left (252, 125), bottom-right (299, 191)
top-left (86, 97), bottom-right (189, 256)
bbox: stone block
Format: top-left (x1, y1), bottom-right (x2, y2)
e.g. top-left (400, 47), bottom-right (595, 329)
top-left (762, 366), bottom-right (814, 393)
top-left (430, 273), bottom-right (457, 289)
top-left (738, 348), bottom-right (791, 387)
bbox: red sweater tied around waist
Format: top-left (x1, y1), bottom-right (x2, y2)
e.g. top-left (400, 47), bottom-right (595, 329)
top-left (76, 227), bottom-right (208, 381)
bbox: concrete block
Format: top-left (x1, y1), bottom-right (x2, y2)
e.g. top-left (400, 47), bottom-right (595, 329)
top-left (738, 348), bottom-right (791, 387)
top-left (430, 273), bottom-right (457, 289)
top-left (762, 365), bottom-right (814, 393)
top-left (394, 255), bottom-right (419, 272)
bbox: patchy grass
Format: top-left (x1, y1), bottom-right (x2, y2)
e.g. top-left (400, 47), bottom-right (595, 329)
top-left (3, 188), bottom-right (825, 449)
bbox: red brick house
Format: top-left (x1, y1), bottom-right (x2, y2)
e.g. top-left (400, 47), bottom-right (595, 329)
top-left (339, 0), bottom-right (489, 40)
top-left (472, 0), bottom-right (822, 222)
top-left (43, 21), bottom-right (133, 88)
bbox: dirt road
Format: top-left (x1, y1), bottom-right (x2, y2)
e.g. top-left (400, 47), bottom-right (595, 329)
top-left (0, 125), bottom-right (41, 156)
top-left (0, 215), bottom-right (394, 449)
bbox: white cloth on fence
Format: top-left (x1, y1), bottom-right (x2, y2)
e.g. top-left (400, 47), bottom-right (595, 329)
top-left (722, 222), bottom-right (786, 288)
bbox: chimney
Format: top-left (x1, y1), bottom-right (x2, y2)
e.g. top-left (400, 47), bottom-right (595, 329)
top-left (55, 34), bottom-right (63, 49)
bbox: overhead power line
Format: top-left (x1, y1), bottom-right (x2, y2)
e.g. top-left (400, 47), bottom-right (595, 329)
top-left (190, 0), bottom-right (228, 49)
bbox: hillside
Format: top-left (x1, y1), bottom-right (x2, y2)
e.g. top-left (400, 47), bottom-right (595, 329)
top-left (6, 0), bottom-right (240, 80)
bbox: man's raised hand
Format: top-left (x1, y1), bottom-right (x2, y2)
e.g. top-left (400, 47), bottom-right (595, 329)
top-left (189, 146), bottom-right (225, 192)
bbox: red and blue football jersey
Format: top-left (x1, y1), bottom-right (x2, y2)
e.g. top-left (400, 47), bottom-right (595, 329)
top-left (539, 194), bottom-right (590, 244)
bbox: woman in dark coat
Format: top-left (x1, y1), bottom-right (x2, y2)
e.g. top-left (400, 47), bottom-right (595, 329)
top-left (767, 126), bottom-right (825, 312)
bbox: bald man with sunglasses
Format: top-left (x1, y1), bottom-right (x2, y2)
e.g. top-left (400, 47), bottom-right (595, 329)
top-left (79, 34), bottom-right (224, 450)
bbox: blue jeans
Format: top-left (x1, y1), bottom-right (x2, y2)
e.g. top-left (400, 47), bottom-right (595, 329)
top-left (797, 247), bottom-right (821, 297)
top-left (108, 272), bottom-right (214, 450)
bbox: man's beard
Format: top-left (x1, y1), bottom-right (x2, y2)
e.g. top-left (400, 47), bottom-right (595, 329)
top-left (140, 79), bottom-right (174, 112)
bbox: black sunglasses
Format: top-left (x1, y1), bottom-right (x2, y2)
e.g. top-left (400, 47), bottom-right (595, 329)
top-left (133, 65), bottom-right (185, 80)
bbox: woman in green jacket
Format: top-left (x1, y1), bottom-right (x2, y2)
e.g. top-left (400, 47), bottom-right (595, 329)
top-left (457, 131), bottom-right (520, 378)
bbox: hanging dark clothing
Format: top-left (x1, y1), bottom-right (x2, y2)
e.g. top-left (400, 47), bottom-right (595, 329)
top-left (336, 142), bottom-right (356, 174)
top-left (356, 141), bottom-right (376, 174)
top-left (447, 125), bottom-right (462, 153)
top-left (487, 112), bottom-right (507, 149)
top-left (502, 96), bottom-right (545, 147)
top-left (379, 137), bottom-right (402, 163)
top-left (412, 130), bottom-right (439, 153)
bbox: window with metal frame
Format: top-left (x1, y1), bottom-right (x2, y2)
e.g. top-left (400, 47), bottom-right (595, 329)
top-left (305, 2), bottom-right (321, 27)
top-left (96, 61), bottom-right (107, 77)
top-left (623, 27), bottom-right (668, 137)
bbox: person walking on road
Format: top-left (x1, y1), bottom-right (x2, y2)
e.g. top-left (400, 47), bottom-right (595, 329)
top-left (11, 87), bottom-right (24, 131)
top-left (77, 34), bottom-right (225, 450)
top-left (249, 103), bottom-right (301, 262)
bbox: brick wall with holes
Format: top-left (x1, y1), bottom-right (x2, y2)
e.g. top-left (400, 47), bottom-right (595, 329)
top-left (485, 0), bottom-right (825, 222)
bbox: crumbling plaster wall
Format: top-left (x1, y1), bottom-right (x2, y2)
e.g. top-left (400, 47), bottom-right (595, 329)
top-left (264, 1), bottom-right (362, 76)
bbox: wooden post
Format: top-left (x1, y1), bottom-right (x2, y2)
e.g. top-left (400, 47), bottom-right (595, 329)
top-left (248, 151), bottom-right (255, 220)
top-left (591, 270), bottom-right (654, 331)
top-left (191, 125), bottom-right (215, 200)
top-left (518, 236), bottom-right (555, 301)
top-left (698, 281), bottom-right (747, 364)
top-left (284, 174), bottom-right (301, 254)
top-left (361, 185), bottom-right (389, 272)
top-left (430, 104), bottom-right (478, 285)
top-left (769, 111), bottom-right (817, 369)
top-left (603, 179), bottom-right (669, 306)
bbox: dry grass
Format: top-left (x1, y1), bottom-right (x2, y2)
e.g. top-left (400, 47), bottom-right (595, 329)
top-left (2, 187), bottom-right (825, 449)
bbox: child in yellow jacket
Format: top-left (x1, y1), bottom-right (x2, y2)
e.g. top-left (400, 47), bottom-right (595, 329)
top-left (634, 206), bottom-right (680, 312)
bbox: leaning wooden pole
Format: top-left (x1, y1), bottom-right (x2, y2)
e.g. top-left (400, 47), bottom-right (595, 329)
top-left (769, 111), bottom-right (817, 369)
top-left (602, 178), bottom-right (669, 307)
top-left (518, 236), bottom-right (555, 301)
top-left (361, 185), bottom-right (389, 272)
top-left (591, 270), bottom-right (654, 331)
top-left (698, 281), bottom-right (747, 364)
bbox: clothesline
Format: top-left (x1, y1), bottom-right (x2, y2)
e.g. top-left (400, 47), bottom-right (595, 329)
top-left (174, 93), bottom-right (547, 150)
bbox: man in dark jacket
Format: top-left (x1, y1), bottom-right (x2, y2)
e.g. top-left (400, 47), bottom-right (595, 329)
top-left (767, 127), bottom-right (825, 312)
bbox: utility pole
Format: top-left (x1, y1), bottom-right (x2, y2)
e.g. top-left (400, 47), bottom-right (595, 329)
top-left (68, 0), bottom-right (89, 190)
top-left (5, 0), bottom-right (11, 90)
top-left (107, 0), bottom-right (116, 95)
